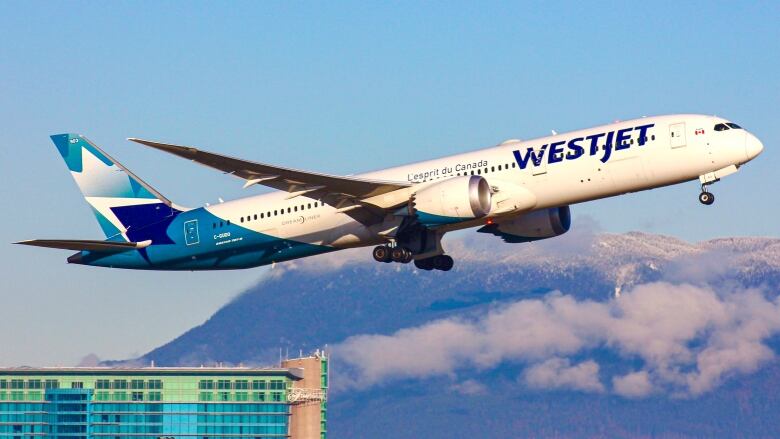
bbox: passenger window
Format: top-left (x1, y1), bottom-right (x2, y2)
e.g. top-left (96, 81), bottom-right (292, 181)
top-left (227, 220), bottom-right (231, 226)
top-left (498, 165), bottom-right (502, 171)
top-left (260, 213), bottom-right (264, 219)
top-left (511, 162), bottom-right (516, 168)
top-left (254, 214), bottom-right (257, 220)
top-left (240, 217), bottom-right (244, 223)
top-left (212, 223), bottom-right (216, 229)
top-left (294, 206), bottom-right (298, 212)
top-left (726, 123), bottom-right (742, 129)
top-left (651, 135), bottom-right (655, 140)
top-left (491, 166), bottom-right (495, 172)
top-left (220, 221), bottom-right (223, 227)
top-left (274, 210), bottom-right (277, 216)
top-left (714, 123), bottom-right (729, 131)
top-left (308, 203), bottom-right (311, 209)
top-left (287, 207), bottom-right (291, 213)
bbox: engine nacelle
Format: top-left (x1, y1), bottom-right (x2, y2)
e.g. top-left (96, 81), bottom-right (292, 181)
top-left (411, 175), bottom-right (492, 226)
top-left (479, 206), bottom-right (571, 242)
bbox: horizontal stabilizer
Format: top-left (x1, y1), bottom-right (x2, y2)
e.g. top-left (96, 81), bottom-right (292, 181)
top-left (14, 239), bottom-right (152, 252)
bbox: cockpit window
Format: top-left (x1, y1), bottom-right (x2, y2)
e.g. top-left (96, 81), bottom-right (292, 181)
top-left (714, 123), bottom-right (729, 131)
top-left (726, 122), bottom-right (742, 129)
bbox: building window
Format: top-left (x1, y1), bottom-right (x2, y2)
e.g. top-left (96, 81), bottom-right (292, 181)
top-left (10, 380), bottom-right (23, 389)
top-left (45, 380), bottom-right (58, 389)
top-left (0, 380), bottom-right (6, 389)
top-left (113, 392), bottom-right (127, 401)
top-left (218, 392), bottom-right (230, 402)
top-left (96, 380), bottom-right (110, 389)
top-left (235, 392), bottom-right (248, 401)
top-left (131, 392), bottom-right (143, 401)
top-left (271, 392), bottom-right (282, 402)
top-left (269, 380), bottom-right (285, 390)
top-left (199, 392), bottom-right (213, 401)
top-left (234, 380), bottom-right (248, 390)
top-left (148, 391), bottom-right (162, 401)
top-left (131, 380), bottom-right (144, 390)
top-left (113, 380), bottom-right (127, 389)
top-left (147, 380), bottom-right (162, 390)
top-left (252, 380), bottom-right (266, 390)
top-left (217, 380), bottom-right (231, 390)
top-left (96, 391), bottom-right (110, 401)
top-left (71, 382), bottom-right (83, 389)
top-left (199, 380), bottom-right (214, 390)
top-left (10, 391), bottom-right (23, 401)
top-left (27, 380), bottom-right (41, 389)
top-left (252, 392), bottom-right (265, 402)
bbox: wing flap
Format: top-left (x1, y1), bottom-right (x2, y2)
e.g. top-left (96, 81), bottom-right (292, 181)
top-left (15, 239), bottom-right (152, 252)
top-left (127, 137), bottom-right (410, 199)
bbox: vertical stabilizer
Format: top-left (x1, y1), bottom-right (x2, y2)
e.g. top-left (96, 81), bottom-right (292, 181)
top-left (50, 134), bottom-right (176, 240)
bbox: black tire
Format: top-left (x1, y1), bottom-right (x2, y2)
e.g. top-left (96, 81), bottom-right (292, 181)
top-left (414, 258), bottom-right (434, 271)
top-left (699, 192), bottom-right (715, 205)
top-left (372, 246), bottom-right (391, 263)
top-left (433, 255), bottom-right (454, 271)
top-left (390, 247), bottom-right (407, 263)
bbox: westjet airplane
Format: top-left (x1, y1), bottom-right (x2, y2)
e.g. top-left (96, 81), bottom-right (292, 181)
top-left (17, 114), bottom-right (763, 271)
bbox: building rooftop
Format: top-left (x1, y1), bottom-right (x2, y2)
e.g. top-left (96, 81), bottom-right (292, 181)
top-left (0, 366), bottom-right (304, 379)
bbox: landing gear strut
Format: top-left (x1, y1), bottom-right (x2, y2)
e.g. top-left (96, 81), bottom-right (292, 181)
top-left (699, 185), bottom-right (715, 205)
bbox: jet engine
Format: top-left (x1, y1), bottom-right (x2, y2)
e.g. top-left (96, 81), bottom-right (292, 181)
top-left (411, 175), bottom-right (492, 226)
top-left (478, 206), bottom-right (571, 242)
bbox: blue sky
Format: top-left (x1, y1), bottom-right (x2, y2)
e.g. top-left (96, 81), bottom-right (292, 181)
top-left (0, 1), bottom-right (777, 366)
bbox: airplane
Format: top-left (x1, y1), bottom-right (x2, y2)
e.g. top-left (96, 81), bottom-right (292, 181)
top-left (16, 114), bottom-right (763, 271)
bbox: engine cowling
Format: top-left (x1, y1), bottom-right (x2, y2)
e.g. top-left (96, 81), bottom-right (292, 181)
top-left (411, 175), bottom-right (492, 226)
top-left (479, 206), bottom-right (571, 242)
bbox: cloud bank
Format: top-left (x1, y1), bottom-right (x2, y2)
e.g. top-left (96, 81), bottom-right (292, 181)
top-left (333, 282), bottom-right (780, 398)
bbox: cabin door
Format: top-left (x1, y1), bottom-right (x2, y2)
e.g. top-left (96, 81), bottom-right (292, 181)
top-left (669, 123), bottom-right (686, 149)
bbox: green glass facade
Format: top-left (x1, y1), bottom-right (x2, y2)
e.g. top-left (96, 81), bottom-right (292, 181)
top-left (0, 367), bottom-right (310, 439)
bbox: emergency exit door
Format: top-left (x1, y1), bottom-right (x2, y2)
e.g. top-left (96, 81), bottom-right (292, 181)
top-left (669, 123), bottom-right (686, 148)
top-left (184, 220), bottom-right (200, 245)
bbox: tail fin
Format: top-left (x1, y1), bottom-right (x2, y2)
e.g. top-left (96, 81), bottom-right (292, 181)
top-left (50, 134), bottom-right (177, 241)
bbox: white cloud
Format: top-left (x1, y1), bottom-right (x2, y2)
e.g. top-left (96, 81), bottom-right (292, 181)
top-left (333, 282), bottom-right (780, 398)
top-left (523, 358), bottom-right (605, 393)
top-left (450, 379), bottom-right (488, 396)
top-left (612, 371), bottom-right (653, 398)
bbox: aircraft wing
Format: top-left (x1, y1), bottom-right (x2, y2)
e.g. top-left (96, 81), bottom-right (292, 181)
top-left (127, 138), bottom-right (411, 199)
top-left (15, 239), bottom-right (152, 252)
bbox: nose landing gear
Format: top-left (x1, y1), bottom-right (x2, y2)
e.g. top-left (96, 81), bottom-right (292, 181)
top-left (699, 185), bottom-right (715, 205)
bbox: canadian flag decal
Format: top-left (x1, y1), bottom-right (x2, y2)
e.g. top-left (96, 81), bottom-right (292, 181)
top-left (695, 128), bottom-right (705, 135)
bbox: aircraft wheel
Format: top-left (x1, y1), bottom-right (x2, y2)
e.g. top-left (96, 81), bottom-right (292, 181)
top-left (699, 191), bottom-right (715, 205)
top-left (391, 247), bottom-right (413, 263)
top-left (372, 246), bottom-right (392, 263)
top-left (414, 258), bottom-right (435, 271)
top-left (433, 255), bottom-right (454, 271)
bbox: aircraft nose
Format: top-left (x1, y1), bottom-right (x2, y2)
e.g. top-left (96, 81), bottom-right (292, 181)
top-left (745, 132), bottom-right (764, 161)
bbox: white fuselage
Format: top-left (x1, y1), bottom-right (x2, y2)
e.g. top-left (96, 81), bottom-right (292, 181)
top-left (203, 114), bottom-right (763, 251)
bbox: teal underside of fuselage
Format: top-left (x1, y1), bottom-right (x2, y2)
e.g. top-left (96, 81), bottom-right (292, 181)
top-left (73, 208), bottom-right (335, 270)
top-left (415, 210), bottom-right (469, 227)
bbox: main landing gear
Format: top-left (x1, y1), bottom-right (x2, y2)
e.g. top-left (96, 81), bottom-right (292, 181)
top-left (372, 245), bottom-right (454, 271)
top-left (699, 185), bottom-right (715, 205)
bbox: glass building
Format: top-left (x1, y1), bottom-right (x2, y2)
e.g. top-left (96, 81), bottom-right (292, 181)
top-left (0, 357), bottom-right (328, 439)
